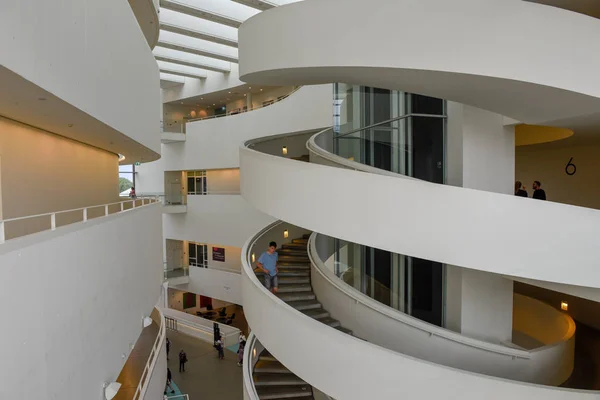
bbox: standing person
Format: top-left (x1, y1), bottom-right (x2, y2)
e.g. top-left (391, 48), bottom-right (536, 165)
top-left (129, 187), bottom-right (137, 199)
top-left (165, 367), bottom-right (175, 394)
top-left (237, 340), bottom-right (246, 367)
top-left (239, 332), bottom-right (246, 344)
top-left (166, 337), bottom-right (171, 360)
top-left (514, 181), bottom-right (528, 197)
top-left (257, 241), bottom-right (279, 293)
top-left (532, 181), bottom-right (547, 200)
top-left (178, 349), bottom-right (188, 372)
top-left (215, 336), bottom-right (225, 360)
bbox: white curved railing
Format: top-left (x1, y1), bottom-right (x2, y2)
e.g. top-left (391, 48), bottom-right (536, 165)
top-left (242, 333), bottom-right (261, 400)
top-left (161, 307), bottom-right (240, 347)
top-left (186, 86), bottom-right (302, 123)
top-left (308, 232), bottom-right (576, 385)
top-left (133, 307), bottom-right (166, 400)
top-left (240, 219), bottom-right (597, 399)
top-left (0, 196), bottom-right (159, 243)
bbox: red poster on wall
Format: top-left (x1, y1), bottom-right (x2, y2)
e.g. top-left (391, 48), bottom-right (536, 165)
top-left (212, 247), bottom-right (225, 262)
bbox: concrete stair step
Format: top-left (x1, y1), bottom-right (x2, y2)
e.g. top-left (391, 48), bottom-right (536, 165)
top-left (278, 248), bottom-right (308, 255)
top-left (278, 255), bottom-right (310, 262)
top-left (255, 360), bottom-right (291, 374)
top-left (257, 385), bottom-right (313, 399)
top-left (278, 262), bottom-right (310, 268)
top-left (256, 270), bottom-right (309, 277)
top-left (286, 300), bottom-right (323, 311)
top-left (335, 326), bottom-right (353, 335)
top-left (282, 243), bottom-right (307, 249)
top-left (277, 291), bottom-right (316, 302)
top-left (278, 276), bottom-right (310, 284)
top-left (316, 316), bottom-right (341, 328)
top-left (292, 238), bottom-right (308, 244)
top-left (254, 373), bottom-right (307, 387)
top-left (302, 234), bottom-right (311, 239)
top-left (301, 308), bottom-right (330, 320)
top-left (277, 284), bottom-right (313, 293)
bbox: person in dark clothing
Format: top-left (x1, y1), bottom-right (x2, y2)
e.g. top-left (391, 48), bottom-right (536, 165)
top-left (165, 367), bottom-right (175, 394)
top-left (514, 181), bottom-right (528, 197)
top-left (179, 350), bottom-right (188, 372)
top-left (166, 337), bottom-right (171, 360)
top-left (532, 181), bottom-right (547, 200)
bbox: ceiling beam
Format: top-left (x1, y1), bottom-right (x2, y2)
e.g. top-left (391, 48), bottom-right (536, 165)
top-left (160, 0), bottom-right (243, 28)
top-left (159, 68), bottom-right (207, 80)
top-left (157, 40), bottom-right (238, 63)
top-left (160, 22), bottom-right (238, 48)
top-left (154, 54), bottom-right (231, 73)
top-left (160, 73), bottom-right (185, 84)
top-left (231, 0), bottom-right (276, 11)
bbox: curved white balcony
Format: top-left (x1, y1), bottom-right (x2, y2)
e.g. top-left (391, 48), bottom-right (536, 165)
top-left (160, 85), bottom-right (332, 171)
top-left (129, 0), bottom-right (160, 48)
top-left (309, 232), bottom-right (575, 385)
top-left (239, 0), bottom-right (600, 132)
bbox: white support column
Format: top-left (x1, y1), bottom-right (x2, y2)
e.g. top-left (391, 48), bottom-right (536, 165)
top-left (444, 102), bottom-right (515, 343)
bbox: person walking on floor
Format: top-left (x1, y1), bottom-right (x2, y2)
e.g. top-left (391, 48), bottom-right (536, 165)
top-left (257, 241), bottom-right (279, 294)
top-left (514, 181), bottom-right (528, 197)
top-left (179, 349), bottom-right (188, 372)
top-left (216, 336), bottom-right (225, 360)
top-left (165, 367), bottom-right (175, 394)
top-left (532, 180), bottom-right (547, 200)
top-left (166, 337), bottom-right (171, 360)
top-left (237, 339), bottom-right (246, 367)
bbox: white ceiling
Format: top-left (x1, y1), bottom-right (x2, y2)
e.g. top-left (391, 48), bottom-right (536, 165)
top-left (155, 0), bottom-right (301, 83)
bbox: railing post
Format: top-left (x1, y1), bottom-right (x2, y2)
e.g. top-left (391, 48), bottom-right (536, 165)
top-left (83, 208), bottom-right (87, 222)
top-left (0, 221), bottom-right (4, 244)
top-left (51, 213), bottom-right (56, 231)
top-left (104, 205), bottom-right (108, 216)
top-left (121, 202), bottom-right (124, 212)
top-left (132, 200), bottom-right (136, 208)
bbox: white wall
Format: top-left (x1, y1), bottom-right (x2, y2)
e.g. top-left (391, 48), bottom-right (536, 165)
top-left (0, 117), bottom-right (121, 238)
top-left (188, 267), bottom-right (242, 305)
top-left (206, 168), bottom-right (240, 193)
top-left (157, 85), bottom-right (332, 171)
top-left (0, 204), bottom-right (162, 400)
top-left (516, 142), bottom-right (600, 209)
top-left (0, 0), bottom-right (161, 159)
top-left (163, 195), bottom-right (275, 248)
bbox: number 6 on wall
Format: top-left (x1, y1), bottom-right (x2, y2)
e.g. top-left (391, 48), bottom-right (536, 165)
top-left (565, 157), bottom-right (576, 176)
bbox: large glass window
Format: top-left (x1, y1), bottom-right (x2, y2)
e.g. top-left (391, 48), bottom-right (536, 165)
top-left (331, 84), bottom-right (447, 327)
top-left (188, 242), bottom-right (208, 267)
top-left (119, 164), bottom-right (135, 196)
top-left (186, 170), bottom-right (207, 195)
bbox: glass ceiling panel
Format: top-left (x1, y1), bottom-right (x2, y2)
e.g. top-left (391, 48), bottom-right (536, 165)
top-left (170, 0), bottom-right (260, 22)
top-left (153, 46), bottom-right (231, 70)
top-left (160, 8), bottom-right (239, 41)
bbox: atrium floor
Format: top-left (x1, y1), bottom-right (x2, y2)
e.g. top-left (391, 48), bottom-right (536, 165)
top-left (167, 330), bottom-right (243, 399)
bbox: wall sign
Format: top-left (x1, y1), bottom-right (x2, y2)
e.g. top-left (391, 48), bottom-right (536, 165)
top-left (565, 157), bottom-right (576, 176)
top-left (212, 247), bottom-right (225, 262)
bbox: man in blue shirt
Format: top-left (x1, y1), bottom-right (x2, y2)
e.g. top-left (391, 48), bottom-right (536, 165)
top-left (257, 241), bottom-right (279, 293)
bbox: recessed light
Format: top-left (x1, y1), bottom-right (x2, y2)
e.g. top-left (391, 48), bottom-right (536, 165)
top-left (249, 87), bottom-right (252, 89)
top-left (228, 92), bottom-right (231, 94)
top-left (260, 89), bottom-right (263, 91)
top-left (180, 101), bottom-right (183, 104)
top-left (201, 97), bottom-right (204, 100)
top-left (213, 103), bottom-right (215, 106)
top-left (244, 94), bottom-right (247, 97)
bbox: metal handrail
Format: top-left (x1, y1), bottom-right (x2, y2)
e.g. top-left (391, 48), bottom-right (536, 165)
top-left (0, 196), bottom-right (159, 243)
top-left (133, 308), bottom-right (166, 400)
top-left (186, 86), bottom-right (302, 123)
top-left (335, 113), bottom-right (447, 139)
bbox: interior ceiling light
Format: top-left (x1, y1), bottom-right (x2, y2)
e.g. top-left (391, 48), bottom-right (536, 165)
top-left (249, 87), bottom-right (252, 89)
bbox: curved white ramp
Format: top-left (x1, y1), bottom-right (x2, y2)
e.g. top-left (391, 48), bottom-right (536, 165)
top-left (239, 0), bottom-right (600, 131)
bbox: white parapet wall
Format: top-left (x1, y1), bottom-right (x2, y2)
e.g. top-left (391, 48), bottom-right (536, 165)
top-left (0, 204), bottom-right (163, 400)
